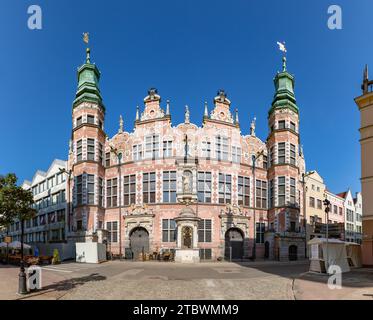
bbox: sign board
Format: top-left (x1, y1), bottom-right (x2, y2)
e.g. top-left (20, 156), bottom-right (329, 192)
top-left (4, 236), bottom-right (11, 244)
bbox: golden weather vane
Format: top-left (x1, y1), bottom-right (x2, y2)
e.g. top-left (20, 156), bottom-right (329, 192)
top-left (82, 32), bottom-right (90, 63)
top-left (83, 32), bottom-right (89, 45)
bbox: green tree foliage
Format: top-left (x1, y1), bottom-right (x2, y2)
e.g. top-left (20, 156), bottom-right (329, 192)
top-left (0, 173), bottom-right (36, 231)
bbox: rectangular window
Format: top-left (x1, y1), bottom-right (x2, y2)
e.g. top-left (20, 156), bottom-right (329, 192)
top-left (98, 178), bottom-right (103, 207)
top-left (106, 178), bottom-right (118, 207)
top-left (133, 144), bottom-right (142, 161)
top-left (256, 222), bottom-right (265, 243)
top-left (278, 176), bottom-right (286, 206)
top-left (198, 219), bottom-right (212, 242)
top-left (143, 172), bottom-right (156, 204)
top-left (256, 180), bottom-right (267, 209)
top-left (270, 180), bottom-right (274, 208)
top-left (163, 171), bottom-right (176, 203)
top-left (123, 175), bottom-right (136, 206)
top-left (197, 172), bottom-right (212, 203)
top-left (162, 219), bottom-right (176, 242)
top-left (278, 120), bottom-right (286, 129)
top-left (77, 140), bottom-right (83, 162)
top-left (76, 116), bottom-right (82, 127)
top-left (238, 176), bottom-right (250, 206)
top-left (145, 135), bottom-right (159, 159)
top-left (290, 144), bottom-right (296, 165)
top-left (317, 199), bottom-right (322, 209)
top-left (201, 141), bottom-right (211, 158)
top-left (333, 205), bottom-right (337, 214)
top-left (87, 174), bottom-right (95, 204)
top-left (199, 248), bottom-right (212, 260)
top-left (87, 138), bottom-right (95, 161)
top-left (339, 207), bottom-right (342, 215)
top-left (215, 136), bottom-right (229, 161)
top-left (163, 141), bottom-right (172, 158)
top-left (76, 175), bottom-right (83, 205)
top-left (290, 178), bottom-right (296, 204)
top-left (98, 143), bottom-right (103, 165)
top-left (219, 174), bottom-right (231, 204)
top-left (105, 152), bottom-right (110, 167)
top-left (106, 221), bottom-right (118, 243)
top-left (87, 114), bottom-right (95, 124)
top-left (48, 176), bottom-right (54, 189)
top-left (309, 197), bottom-right (315, 208)
top-left (290, 121), bottom-right (296, 132)
top-left (263, 155), bottom-right (268, 169)
top-left (232, 146), bottom-right (241, 163)
top-left (278, 142), bottom-right (286, 164)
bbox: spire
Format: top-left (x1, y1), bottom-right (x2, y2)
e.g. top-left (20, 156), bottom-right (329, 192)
top-left (234, 108), bottom-right (239, 125)
top-left (118, 115), bottom-right (123, 133)
top-left (136, 106), bottom-right (140, 121)
top-left (166, 100), bottom-right (170, 115)
top-left (73, 35), bottom-right (104, 110)
top-left (250, 117), bottom-right (256, 136)
top-left (204, 101), bottom-right (209, 118)
top-left (269, 55), bottom-right (297, 116)
top-left (185, 105), bottom-right (190, 124)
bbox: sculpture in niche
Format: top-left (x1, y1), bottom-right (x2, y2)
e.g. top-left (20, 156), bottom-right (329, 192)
top-left (182, 170), bottom-right (192, 194)
top-left (182, 226), bottom-right (193, 249)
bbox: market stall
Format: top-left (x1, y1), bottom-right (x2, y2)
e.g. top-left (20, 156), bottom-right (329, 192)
top-left (308, 237), bottom-right (350, 274)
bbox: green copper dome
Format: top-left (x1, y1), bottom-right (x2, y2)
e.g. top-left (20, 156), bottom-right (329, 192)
top-left (269, 57), bottom-right (298, 116)
top-left (73, 48), bottom-right (105, 111)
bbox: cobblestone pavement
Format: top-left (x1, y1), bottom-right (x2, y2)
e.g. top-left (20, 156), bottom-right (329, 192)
top-left (6, 260), bottom-right (349, 300)
top-left (57, 261), bottom-right (308, 300)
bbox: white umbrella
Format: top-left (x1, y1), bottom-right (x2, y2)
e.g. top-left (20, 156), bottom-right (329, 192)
top-left (8, 241), bottom-right (31, 249)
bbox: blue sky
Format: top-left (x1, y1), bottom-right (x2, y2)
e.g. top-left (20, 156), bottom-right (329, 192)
top-left (0, 0), bottom-right (370, 195)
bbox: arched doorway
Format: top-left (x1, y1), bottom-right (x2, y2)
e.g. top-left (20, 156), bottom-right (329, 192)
top-left (264, 241), bottom-right (270, 259)
top-left (289, 245), bottom-right (298, 261)
top-left (224, 228), bottom-right (244, 260)
top-left (130, 227), bottom-right (149, 260)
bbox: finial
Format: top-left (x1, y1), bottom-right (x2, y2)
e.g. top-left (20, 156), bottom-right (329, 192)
top-left (250, 117), bottom-right (256, 137)
top-left (185, 105), bottom-right (190, 124)
top-left (136, 106), bottom-right (140, 121)
top-left (282, 56), bottom-right (287, 72)
top-left (166, 100), bottom-right (170, 115)
top-left (364, 64), bottom-right (369, 81)
top-left (118, 115), bottom-right (123, 133)
top-left (235, 108), bottom-right (239, 125)
top-left (204, 101), bottom-right (209, 118)
top-left (83, 32), bottom-right (90, 63)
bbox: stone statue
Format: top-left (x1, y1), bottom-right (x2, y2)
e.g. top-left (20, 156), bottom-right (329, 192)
top-left (185, 105), bottom-right (190, 124)
top-left (119, 115), bottom-right (124, 133)
top-left (250, 117), bottom-right (256, 137)
top-left (182, 171), bottom-right (192, 194)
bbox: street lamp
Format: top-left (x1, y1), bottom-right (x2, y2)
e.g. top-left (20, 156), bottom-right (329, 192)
top-left (251, 150), bottom-right (264, 261)
top-left (301, 170), bottom-right (315, 258)
top-left (110, 145), bottom-right (122, 259)
top-left (59, 168), bottom-right (73, 234)
top-left (18, 219), bottom-right (27, 295)
top-left (323, 196), bottom-right (331, 272)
